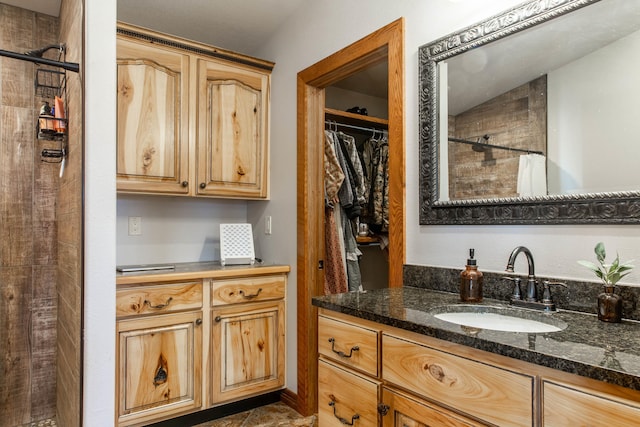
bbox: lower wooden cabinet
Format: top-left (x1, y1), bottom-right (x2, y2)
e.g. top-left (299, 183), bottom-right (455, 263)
top-left (317, 309), bottom-right (640, 427)
top-left (210, 300), bottom-right (285, 404)
top-left (115, 267), bottom-right (289, 426)
top-left (116, 310), bottom-right (203, 426)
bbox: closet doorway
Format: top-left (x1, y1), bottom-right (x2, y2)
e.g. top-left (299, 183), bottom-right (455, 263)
top-left (295, 19), bottom-right (405, 415)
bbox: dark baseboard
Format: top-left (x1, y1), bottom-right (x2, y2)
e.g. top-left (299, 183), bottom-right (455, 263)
top-left (145, 391), bottom-right (281, 427)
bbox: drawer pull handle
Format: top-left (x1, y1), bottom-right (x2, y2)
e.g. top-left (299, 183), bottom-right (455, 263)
top-left (144, 297), bottom-right (173, 310)
top-left (328, 337), bottom-right (359, 358)
top-left (329, 400), bottom-right (360, 425)
top-left (239, 288), bottom-right (263, 299)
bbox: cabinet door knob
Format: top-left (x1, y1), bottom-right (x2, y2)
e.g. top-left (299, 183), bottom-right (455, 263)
top-left (200, 182), bottom-right (206, 189)
top-left (214, 316), bottom-right (222, 322)
top-left (195, 318), bottom-right (202, 326)
top-left (377, 404), bottom-right (390, 416)
top-left (181, 181), bottom-right (189, 187)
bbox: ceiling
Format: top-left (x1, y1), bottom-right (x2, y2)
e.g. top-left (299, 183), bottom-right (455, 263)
top-left (3, 0), bottom-right (61, 16)
top-left (115, 0), bottom-right (387, 98)
top-left (116, 0), bottom-right (308, 56)
top-left (6, 0), bottom-right (387, 100)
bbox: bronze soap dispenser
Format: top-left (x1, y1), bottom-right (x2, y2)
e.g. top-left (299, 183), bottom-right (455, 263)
top-left (460, 249), bottom-right (483, 302)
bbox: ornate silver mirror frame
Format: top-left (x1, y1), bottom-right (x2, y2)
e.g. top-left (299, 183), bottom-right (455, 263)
top-left (418, 0), bottom-right (640, 225)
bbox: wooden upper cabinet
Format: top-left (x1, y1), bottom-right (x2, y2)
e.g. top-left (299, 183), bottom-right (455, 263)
top-left (197, 59), bottom-right (270, 198)
top-left (116, 23), bottom-right (273, 199)
top-left (116, 37), bottom-right (190, 194)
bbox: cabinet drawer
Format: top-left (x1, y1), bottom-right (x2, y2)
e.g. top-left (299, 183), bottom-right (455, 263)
top-left (318, 315), bottom-right (379, 377)
top-left (543, 380), bottom-right (640, 426)
top-left (319, 358), bottom-right (380, 427)
top-left (383, 333), bottom-right (534, 427)
top-left (210, 275), bottom-right (285, 306)
top-left (116, 281), bottom-right (202, 318)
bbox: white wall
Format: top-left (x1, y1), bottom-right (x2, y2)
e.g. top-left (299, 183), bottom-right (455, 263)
top-left (85, 0), bottom-right (116, 424)
top-left (548, 29), bottom-right (640, 194)
top-left (116, 195), bottom-right (248, 265)
top-left (252, 0), bottom-right (640, 395)
top-left (325, 86), bottom-right (389, 119)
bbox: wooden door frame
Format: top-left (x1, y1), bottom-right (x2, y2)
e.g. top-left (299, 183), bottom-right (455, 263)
top-left (294, 18), bottom-right (405, 416)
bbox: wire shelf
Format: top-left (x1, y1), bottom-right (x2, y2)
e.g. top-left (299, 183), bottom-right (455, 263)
top-left (35, 68), bottom-right (66, 99)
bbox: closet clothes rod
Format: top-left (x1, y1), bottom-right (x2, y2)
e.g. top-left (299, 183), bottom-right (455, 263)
top-left (324, 120), bottom-right (387, 134)
top-left (448, 136), bottom-right (543, 156)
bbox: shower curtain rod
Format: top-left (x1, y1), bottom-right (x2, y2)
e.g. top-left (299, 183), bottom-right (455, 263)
top-left (449, 136), bottom-right (543, 155)
top-left (0, 49), bottom-right (79, 73)
top-left (325, 120), bottom-right (387, 134)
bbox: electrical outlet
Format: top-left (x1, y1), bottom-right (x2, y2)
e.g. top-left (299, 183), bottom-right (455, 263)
top-left (128, 216), bottom-right (142, 236)
top-left (265, 216), bottom-right (272, 235)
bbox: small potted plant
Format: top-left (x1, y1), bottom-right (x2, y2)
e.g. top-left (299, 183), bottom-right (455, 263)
top-left (578, 242), bottom-right (634, 323)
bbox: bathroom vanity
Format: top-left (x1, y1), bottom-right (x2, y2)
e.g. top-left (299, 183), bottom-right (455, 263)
top-left (313, 287), bottom-right (640, 426)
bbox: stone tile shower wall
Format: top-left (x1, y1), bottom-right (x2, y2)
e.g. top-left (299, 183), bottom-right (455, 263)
top-left (0, 4), bottom-right (59, 425)
top-left (56, 0), bottom-right (83, 426)
top-left (448, 76), bottom-right (547, 200)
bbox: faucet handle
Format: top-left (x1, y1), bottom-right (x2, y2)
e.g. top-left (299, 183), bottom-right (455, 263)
top-left (541, 280), bottom-right (568, 304)
top-left (502, 276), bottom-right (522, 300)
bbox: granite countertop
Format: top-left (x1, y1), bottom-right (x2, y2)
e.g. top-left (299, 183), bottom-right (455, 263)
top-left (116, 261), bottom-right (290, 285)
top-left (312, 287), bottom-right (640, 392)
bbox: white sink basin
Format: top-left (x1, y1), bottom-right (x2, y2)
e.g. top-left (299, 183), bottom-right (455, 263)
top-left (432, 305), bottom-right (567, 333)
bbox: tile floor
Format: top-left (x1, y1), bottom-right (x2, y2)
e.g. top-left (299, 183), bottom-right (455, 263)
top-left (192, 402), bottom-right (317, 427)
top-left (23, 420), bottom-right (56, 427)
top-left (20, 403), bottom-right (315, 427)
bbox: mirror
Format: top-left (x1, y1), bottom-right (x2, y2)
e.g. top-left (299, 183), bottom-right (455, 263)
top-left (419, 0), bottom-right (640, 224)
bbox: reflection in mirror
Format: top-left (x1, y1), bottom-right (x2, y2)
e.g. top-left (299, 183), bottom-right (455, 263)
top-left (419, 0), bottom-right (640, 224)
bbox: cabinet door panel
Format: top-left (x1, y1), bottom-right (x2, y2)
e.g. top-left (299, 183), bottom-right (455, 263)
top-left (116, 38), bottom-right (190, 194)
top-left (211, 300), bottom-right (284, 404)
top-left (381, 387), bottom-right (483, 427)
top-left (197, 59), bottom-right (269, 198)
top-left (117, 311), bottom-right (202, 425)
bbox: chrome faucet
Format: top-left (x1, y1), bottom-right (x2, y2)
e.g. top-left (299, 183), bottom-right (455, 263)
top-left (505, 246), bottom-right (537, 302)
top-left (504, 246), bottom-right (566, 312)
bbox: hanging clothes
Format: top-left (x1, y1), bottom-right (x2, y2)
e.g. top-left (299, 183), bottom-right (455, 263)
top-left (361, 131), bottom-right (389, 233)
top-left (323, 129), bottom-right (363, 293)
top-left (323, 130), bottom-right (348, 295)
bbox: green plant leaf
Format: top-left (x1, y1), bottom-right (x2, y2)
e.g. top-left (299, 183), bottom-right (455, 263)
top-left (579, 243), bottom-right (633, 286)
top-left (595, 242), bottom-right (606, 263)
top-left (577, 260), bottom-right (600, 273)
